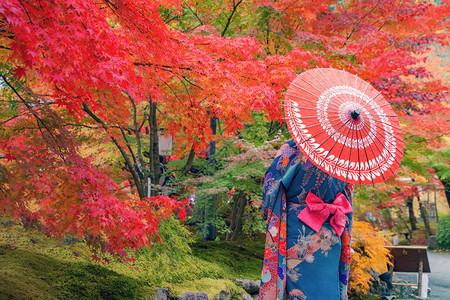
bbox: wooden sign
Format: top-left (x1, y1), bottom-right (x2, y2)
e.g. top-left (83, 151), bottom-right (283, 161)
top-left (385, 245), bottom-right (430, 273)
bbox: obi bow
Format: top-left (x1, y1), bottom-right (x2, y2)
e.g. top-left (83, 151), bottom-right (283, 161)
top-left (298, 191), bottom-right (353, 237)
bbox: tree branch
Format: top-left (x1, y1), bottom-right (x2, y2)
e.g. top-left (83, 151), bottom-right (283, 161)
top-left (82, 103), bottom-right (144, 198)
top-left (221, 0), bottom-right (243, 37)
top-left (344, 0), bottom-right (381, 46)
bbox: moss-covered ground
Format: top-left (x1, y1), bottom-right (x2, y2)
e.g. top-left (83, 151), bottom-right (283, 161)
top-left (0, 218), bottom-right (264, 299)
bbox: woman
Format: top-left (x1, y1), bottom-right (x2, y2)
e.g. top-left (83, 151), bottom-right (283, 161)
top-left (259, 140), bottom-right (354, 300)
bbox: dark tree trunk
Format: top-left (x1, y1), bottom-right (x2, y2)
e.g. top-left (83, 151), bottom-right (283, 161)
top-left (406, 197), bottom-right (417, 231)
top-left (148, 100), bottom-right (160, 197)
top-left (226, 190), bottom-right (248, 241)
top-left (440, 177), bottom-right (450, 208)
top-left (182, 146), bottom-right (196, 175)
top-left (202, 116), bottom-right (217, 241)
top-left (418, 196), bottom-right (432, 237)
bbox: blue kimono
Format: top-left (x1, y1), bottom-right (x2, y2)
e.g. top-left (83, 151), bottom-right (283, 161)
top-left (259, 140), bottom-right (354, 300)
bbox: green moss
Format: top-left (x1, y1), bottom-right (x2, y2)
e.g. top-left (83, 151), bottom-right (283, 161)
top-left (0, 245), bottom-right (151, 300)
top-left (191, 237), bottom-right (264, 281)
top-left (171, 278), bottom-right (246, 299)
top-left (0, 218), bottom-right (265, 299)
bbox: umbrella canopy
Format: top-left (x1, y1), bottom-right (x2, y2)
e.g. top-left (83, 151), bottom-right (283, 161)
top-left (284, 68), bottom-right (404, 185)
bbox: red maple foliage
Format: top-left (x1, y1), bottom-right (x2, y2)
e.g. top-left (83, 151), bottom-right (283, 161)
top-left (1, 0), bottom-right (448, 259)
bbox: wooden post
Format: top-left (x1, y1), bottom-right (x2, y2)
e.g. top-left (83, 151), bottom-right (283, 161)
top-left (418, 258), bottom-right (423, 298)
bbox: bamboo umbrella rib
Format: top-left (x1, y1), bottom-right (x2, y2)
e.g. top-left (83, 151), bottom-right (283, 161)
top-left (369, 120), bottom-right (404, 143)
top-left (330, 122), bottom-right (353, 178)
top-left (345, 122), bottom-right (356, 183)
top-left (317, 68), bottom-right (349, 107)
top-left (303, 119), bottom-right (352, 162)
top-left (355, 125), bottom-right (362, 185)
top-left (363, 102), bottom-right (392, 113)
top-left (285, 93), bottom-right (341, 110)
top-left (353, 73), bottom-right (359, 105)
top-left (282, 104), bottom-right (341, 114)
top-left (318, 122), bottom-right (352, 168)
top-left (283, 114), bottom-right (341, 120)
top-left (361, 122), bottom-right (403, 169)
top-left (366, 116), bottom-right (403, 131)
top-left (360, 91), bottom-right (382, 110)
top-left (358, 80), bottom-right (372, 107)
top-left (364, 113), bottom-right (398, 117)
top-left (331, 68), bottom-right (353, 103)
top-left (287, 117), bottom-right (344, 134)
top-left (309, 68), bottom-right (332, 91)
top-left (295, 73), bottom-right (325, 94)
top-left (290, 82), bottom-right (321, 98)
top-left (360, 123), bottom-right (401, 175)
top-left (357, 124), bottom-right (376, 186)
top-left (358, 124), bottom-right (391, 182)
top-left (317, 67), bottom-right (337, 89)
top-left (326, 96), bottom-right (347, 110)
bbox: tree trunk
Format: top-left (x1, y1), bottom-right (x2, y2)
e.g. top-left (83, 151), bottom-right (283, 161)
top-left (226, 190), bottom-right (248, 241)
top-left (202, 116), bottom-right (217, 241)
top-left (440, 177), bottom-right (450, 208)
top-left (406, 197), bottom-right (417, 231)
top-left (182, 145), bottom-right (196, 175)
top-left (418, 196), bottom-right (432, 237)
top-left (148, 100), bottom-right (160, 197)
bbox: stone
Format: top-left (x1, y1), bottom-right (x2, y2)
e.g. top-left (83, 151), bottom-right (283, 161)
top-left (179, 292), bottom-right (209, 300)
top-left (214, 291), bottom-right (230, 300)
top-left (240, 292), bottom-right (253, 300)
top-left (155, 288), bottom-right (170, 300)
top-left (428, 235), bottom-right (438, 250)
top-left (235, 279), bottom-right (260, 295)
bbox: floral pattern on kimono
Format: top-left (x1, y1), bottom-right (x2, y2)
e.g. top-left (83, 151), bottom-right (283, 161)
top-left (260, 140), bottom-right (354, 300)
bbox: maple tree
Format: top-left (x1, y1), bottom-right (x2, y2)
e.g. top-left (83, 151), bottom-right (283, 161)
top-left (1, 0), bottom-right (449, 263)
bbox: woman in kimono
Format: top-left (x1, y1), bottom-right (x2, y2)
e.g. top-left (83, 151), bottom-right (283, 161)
top-left (259, 139), bottom-right (354, 300)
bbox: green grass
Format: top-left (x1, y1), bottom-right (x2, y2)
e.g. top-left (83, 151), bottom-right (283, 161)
top-left (0, 218), bottom-right (264, 299)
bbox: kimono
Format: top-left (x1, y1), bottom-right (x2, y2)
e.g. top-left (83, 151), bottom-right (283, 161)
top-left (260, 140), bottom-right (354, 300)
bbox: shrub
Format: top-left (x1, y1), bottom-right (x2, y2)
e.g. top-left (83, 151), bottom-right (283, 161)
top-left (436, 215), bottom-right (450, 248)
top-left (349, 220), bottom-right (391, 298)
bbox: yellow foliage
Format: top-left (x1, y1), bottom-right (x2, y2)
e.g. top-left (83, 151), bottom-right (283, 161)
top-left (349, 220), bottom-right (392, 297)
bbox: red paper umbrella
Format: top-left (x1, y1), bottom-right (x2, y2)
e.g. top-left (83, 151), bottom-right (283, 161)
top-left (284, 68), bottom-right (404, 185)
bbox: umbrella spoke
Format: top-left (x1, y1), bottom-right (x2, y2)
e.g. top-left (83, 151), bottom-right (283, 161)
top-left (363, 102), bottom-right (392, 113)
top-left (309, 68), bottom-right (331, 90)
top-left (353, 73), bottom-right (359, 105)
top-left (318, 122), bottom-right (352, 168)
top-left (360, 91), bottom-right (382, 110)
top-left (365, 116), bottom-right (403, 131)
top-left (317, 68), bottom-right (344, 104)
top-left (361, 122), bottom-right (403, 168)
top-left (287, 117), bottom-right (344, 134)
top-left (344, 123), bottom-right (356, 183)
top-left (355, 125), bottom-right (362, 186)
top-left (357, 125), bottom-right (376, 186)
top-left (358, 124), bottom-right (392, 182)
top-left (283, 114), bottom-right (341, 120)
top-left (295, 73), bottom-right (325, 95)
top-left (331, 68), bottom-right (352, 103)
top-left (285, 93), bottom-right (341, 110)
top-left (290, 82), bottom-right (321, 98)
top-left (358, 81), bottom-right (372, 107)
top-left (364, 113), bottom-right (398, 117)
top-left (331, 123), bottom-right (353, 178)
top-left (369, 120), bottom-right (404, 143)
top-left (282, 104), bottom-right (341, 114)
top-left (303, 119), bottom-right (352, 162)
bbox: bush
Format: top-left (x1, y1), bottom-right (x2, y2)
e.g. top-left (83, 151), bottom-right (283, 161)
top-left (436, 215), bottom-right (450, 248)
top-left (349, 220), bottom-right (391, 298)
